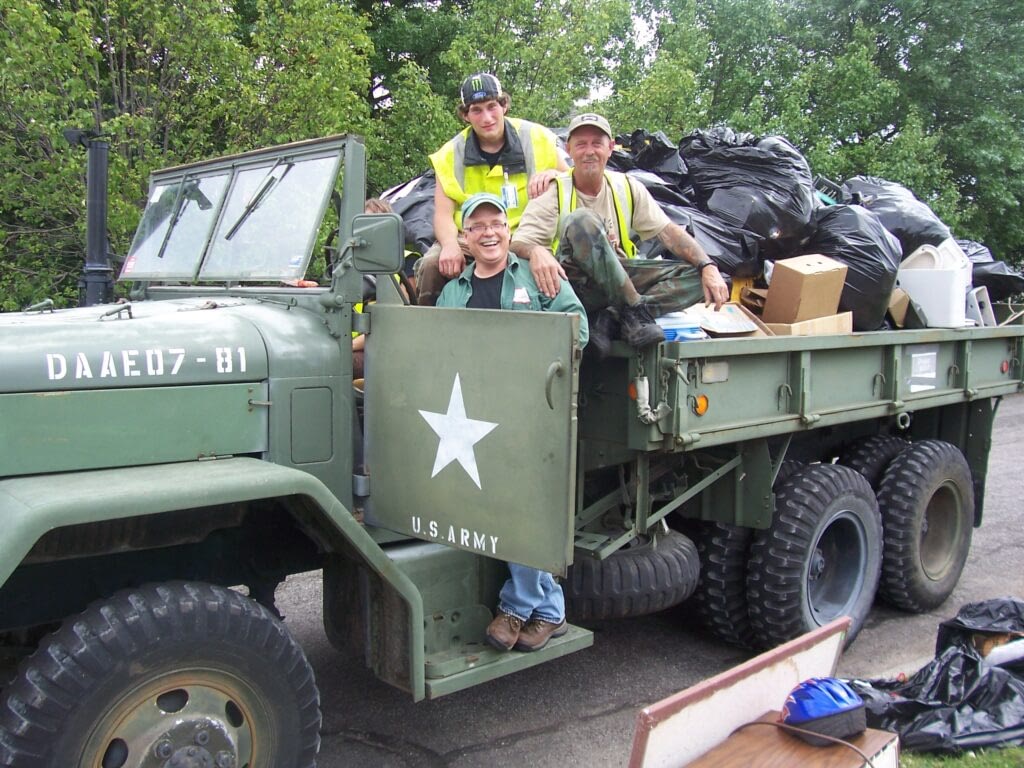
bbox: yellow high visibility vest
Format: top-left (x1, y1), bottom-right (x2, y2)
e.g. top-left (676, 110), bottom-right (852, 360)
top-left (429, 118), bottom-right (561, 231)
top-left (552, 170), bottom-right (637, 258)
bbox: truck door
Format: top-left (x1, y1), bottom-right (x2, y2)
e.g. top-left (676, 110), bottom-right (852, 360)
top-left (363, 304), bottom-right (580, 575)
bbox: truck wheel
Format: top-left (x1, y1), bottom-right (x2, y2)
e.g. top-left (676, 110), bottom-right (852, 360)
top-left (565, 530), bottom-right (699, 621)
top-left (747, 464), bottom-right (882, 648)
top-left (0, 582), bottom-right (320, 768)
top-left (875, 440), bottom-right (974, 612)
top-left (688, 522), bottom-right (756, 647)
top-left (686, 461), bottom-right (802, 648)
top-left (839, 434), bottom-right (908, 488)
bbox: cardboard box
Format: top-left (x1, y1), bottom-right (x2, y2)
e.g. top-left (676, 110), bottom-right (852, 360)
top-left (763, 255), bottom-right (847, 324)
top-left (766, 311), bottom-right (853, 336)
top-left (739, 286), bottom-right (768, 314)
top-left (681, 302), bottom-right (774, 338)
top-left (888, 287), bottom-right (911, 328)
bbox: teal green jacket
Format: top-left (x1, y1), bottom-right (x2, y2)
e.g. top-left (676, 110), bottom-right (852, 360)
top-left (437, 253), bottom-right (589, 348)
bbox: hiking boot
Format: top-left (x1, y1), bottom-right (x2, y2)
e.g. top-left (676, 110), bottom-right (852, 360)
top-left (486, 611), bottom-right (523, 651)
top-left (513, 618), bottom-right (568, 652)
top-left (587, 309), bottom-right (620, 359)
top-left (618, 303), bottom-right (665, 348)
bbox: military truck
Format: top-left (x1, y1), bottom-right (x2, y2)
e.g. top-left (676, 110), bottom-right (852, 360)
top-left (1, 135), bottom-right (1022, 766)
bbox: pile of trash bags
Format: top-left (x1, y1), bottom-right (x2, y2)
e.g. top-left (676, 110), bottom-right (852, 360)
top-left (382, 126), bottom-right (1024, 328)
top-left (848, 597), bottom-right (1024, 753)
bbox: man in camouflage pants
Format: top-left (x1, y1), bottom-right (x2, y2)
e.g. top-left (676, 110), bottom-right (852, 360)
top-left (511, 113), bottom-right (728, 350)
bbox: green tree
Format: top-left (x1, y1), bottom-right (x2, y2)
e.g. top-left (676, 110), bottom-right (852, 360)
top-left (442, 0), bottom-right (634, 125)
top-left (0, 0), bottom-right (376, 308)
top-left (598, 0), bottom-right (708, 135)
top-left (365, 61), bottom-right (458, 194)
top-left (354, 0), bottom-right (469, 115)
top-left (794, 0), bottom-right (1024, 261)
top-left (235, 0), bottom-right (373, 147)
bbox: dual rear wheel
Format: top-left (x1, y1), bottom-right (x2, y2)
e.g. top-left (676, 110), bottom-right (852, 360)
top-left (687, 438), bottom-right (975, 649)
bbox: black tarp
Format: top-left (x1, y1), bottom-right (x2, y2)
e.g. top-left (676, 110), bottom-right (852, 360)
top-left (381, 171), bottom-right (437, 255)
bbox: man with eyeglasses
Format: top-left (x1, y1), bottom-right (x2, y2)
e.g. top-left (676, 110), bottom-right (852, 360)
top-left (416, 73), bottom-right (570, 306)
top-left (436, 191), bottom-right (587, 652)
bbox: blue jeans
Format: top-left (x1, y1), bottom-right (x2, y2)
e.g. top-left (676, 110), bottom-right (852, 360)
top-left (498, 563), bottom-right (565, 623)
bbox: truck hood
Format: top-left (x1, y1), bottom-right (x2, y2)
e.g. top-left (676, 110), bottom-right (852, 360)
top-left (0, 299), bottom-right (269, 393)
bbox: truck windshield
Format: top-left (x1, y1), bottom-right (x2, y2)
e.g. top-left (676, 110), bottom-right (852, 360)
top-left (119, 137), bottom-right (345, 283)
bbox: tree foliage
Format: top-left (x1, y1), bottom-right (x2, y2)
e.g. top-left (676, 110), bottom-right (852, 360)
top-left (2, 0), bottom-right (1022, 309)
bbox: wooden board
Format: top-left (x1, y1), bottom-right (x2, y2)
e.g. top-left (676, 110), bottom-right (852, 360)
top-left (686, 711), bottom-right (898, 768)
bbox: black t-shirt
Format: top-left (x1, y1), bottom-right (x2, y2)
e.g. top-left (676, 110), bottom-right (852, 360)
top-left (467, 271), bottom-right (503, 309)
top-left (478, 146), bottom-right (504, 168)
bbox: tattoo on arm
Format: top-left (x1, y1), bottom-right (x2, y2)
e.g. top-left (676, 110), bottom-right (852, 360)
top-left (658, 224), bottom-right (704, 266)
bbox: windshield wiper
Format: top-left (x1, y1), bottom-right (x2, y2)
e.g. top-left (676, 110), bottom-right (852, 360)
top-left (155, 176), bottom-right (194, 260)
top-left (224, 159), bottom-right (293, 241)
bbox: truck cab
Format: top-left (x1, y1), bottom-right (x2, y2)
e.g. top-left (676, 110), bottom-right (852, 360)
top-left (0, 136), bottom-right (595, 767)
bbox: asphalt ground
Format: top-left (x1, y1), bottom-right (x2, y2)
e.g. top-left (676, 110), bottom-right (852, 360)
top-left (281, 392), bottom-right (1024, 767)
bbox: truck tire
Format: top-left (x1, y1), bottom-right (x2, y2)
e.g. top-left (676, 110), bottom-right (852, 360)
top-left (875, 440), bottom-right (974, 612)
top-left (688, 522), bottom-right (756, 647)
top-left (686, 460), bottom-right (802, 648)
top-left (0, 582), bottom-right (320, 768)
top-left (839, 434), bottom-right (908, 488)
top-left (747, 464), bottom-right (882, 648)
top-left (565, 530), bottom-right (700, 621)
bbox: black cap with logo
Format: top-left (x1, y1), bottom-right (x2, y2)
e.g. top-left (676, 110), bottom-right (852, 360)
top-left (460, 73), bottom-right (503, 106)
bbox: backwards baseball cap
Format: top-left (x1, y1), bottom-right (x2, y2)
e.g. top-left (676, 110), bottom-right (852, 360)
top-left (460, 73), bottom-right (504, 106)
top-left (568, 112), bottom-right (613, 139)
top-left (461, 192), bottom-right (507, 221)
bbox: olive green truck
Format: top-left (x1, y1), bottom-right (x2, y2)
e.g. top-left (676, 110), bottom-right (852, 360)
top-left (1, 135), bottom-right (1021, 766)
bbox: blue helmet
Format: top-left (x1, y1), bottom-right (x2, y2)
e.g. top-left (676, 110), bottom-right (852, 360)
top-left (781, 677), bottom-right (866, 745)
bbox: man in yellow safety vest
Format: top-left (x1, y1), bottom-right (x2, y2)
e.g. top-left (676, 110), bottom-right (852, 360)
top-left (511, 113), bottom-right (729, 351)
top-left (415, 73), bottom-right (570, 305)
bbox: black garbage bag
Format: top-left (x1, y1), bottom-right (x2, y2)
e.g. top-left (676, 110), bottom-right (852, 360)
top-left (958, 239), bottom-right (994, 264)
top-left (953, 238), bottom-right (1024, 301)
top-left (605, 145), bottom-right (636, 173)
top-left (973, 262), bottom-right (1024, 302)
top-left (801, 204), bottom-right (902, 331)
top-left (626, 169), bottom-right (696, 208)
top-left (849, 598), bottom-right (1024, 753)
top-left (628, 129), bottom-right (688, 186)
top-left (382, 171), bottom-right (437, 255)
top-left (637, 203), bottom-right (763, 277)
top-left (680, 127), bottom-right (815, 259)
top-left (840, 176), bottom-right (951, 257)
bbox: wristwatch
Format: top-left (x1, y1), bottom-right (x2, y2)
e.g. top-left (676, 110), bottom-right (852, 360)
top-left (696, 260), bottom-right (716, 274)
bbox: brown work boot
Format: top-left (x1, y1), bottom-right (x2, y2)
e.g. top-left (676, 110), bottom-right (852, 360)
top-left (514, 618), bottom-right (568, 652)
top-left (486, 611), bottom-right (523, 651)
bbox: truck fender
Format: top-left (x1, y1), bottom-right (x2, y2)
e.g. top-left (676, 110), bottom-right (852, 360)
top-left (0, 457), bottom-right (427, 700)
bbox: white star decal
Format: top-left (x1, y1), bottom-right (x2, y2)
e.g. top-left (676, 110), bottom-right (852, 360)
top-left (419, 373), bottom-right (498, 489)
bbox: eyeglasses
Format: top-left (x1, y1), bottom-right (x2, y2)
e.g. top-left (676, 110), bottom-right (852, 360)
top-left (465, 222), bottom-right (508, 235)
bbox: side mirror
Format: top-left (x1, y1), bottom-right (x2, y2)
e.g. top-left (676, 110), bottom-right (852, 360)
top-left (351, 213), bottom-right (404, 274)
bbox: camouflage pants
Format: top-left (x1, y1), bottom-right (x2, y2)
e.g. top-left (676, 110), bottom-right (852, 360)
top-left (557, 209), bottom-right (704, 317)
top-left (414, 237), bottom-right (473, 306)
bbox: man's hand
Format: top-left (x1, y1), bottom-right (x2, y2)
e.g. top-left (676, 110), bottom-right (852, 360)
top-left (701, 263), bottom-right (730, 310)
top-left (438, 241), bottom-right (466, 278)
top-left (528, 247), bottom-right (567, 298)
top-left (527, 169), bottom-right (559, 199)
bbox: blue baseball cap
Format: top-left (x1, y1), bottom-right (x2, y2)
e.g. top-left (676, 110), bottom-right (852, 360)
top-left (460, 192), bottom-right (507, 221)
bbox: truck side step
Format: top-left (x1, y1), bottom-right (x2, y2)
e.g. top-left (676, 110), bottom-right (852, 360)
top-left (423, 624), bottom-right (593, 699)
